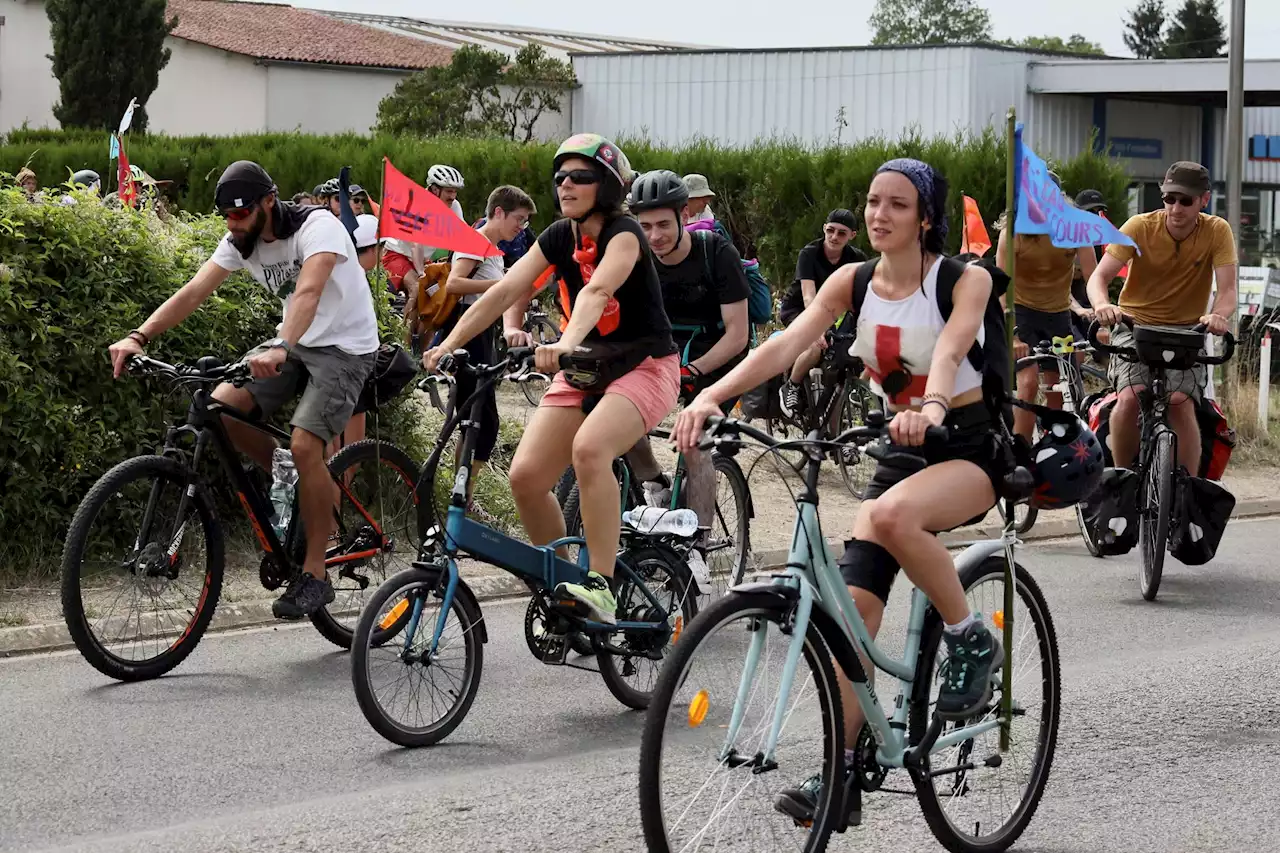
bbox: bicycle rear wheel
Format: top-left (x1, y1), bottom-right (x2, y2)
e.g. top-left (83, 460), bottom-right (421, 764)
top-left (61, 455), bottom-right (224, 681)
top-left (1076, 502), bottom-right (1104, 558)
top-left (910, 557), bottom-right (1061, 853)
top-left (706, 454), bottom-right (752, 595)
top-left (1139, 429), bottom-right (1176, 601)
top-left (638, 591), bottom-right (844, 852)
top-left (836, 380), bottom-right (879, 499)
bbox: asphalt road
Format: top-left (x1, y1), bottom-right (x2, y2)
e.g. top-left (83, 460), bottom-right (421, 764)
top-left (3, 518), bottom-right (1279, 853)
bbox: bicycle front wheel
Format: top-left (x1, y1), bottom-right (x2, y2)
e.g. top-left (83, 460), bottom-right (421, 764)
top-left (60, 455), bottom-right (224, 681)
top-left (911, 556), bottom-right (1061, 853)
top-left (638, 591), bottom-right (845, 853)
top-left (1139, 429), bottom-right (1176, 601)
top-left (521, 318), bottom-right (560, 405)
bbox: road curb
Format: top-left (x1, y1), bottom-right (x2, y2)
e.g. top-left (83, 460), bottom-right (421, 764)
top-left (5, 498), bottom-right (1278, 660)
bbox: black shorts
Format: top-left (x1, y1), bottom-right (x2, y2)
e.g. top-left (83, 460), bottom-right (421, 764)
top-left (1014, 304), bottom-right (1072, 350)
top-left (840, 402), bottom-right (1002, 602)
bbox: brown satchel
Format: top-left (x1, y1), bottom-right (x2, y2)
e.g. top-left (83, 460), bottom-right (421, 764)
top-left (416, 261), bottom-right (459, 333)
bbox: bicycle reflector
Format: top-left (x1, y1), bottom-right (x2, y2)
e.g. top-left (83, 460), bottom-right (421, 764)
top-left (992, 610), bottom-right (1005, 631)
top-left (688, 689), bottom-right (710, 728)
top-left (379, 598), bottom-right (409, 631)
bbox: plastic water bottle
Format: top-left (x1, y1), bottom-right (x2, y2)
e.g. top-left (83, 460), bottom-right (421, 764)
top-left (269, 448), bottom-right (298, 539)
top-left (643, 475), bottom-right (673, 508)
top-left (623, 506), bottom-right (699, 538)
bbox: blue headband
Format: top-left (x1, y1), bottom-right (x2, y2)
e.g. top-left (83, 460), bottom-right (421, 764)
top-left (876, 158), bottom-right (948, 245)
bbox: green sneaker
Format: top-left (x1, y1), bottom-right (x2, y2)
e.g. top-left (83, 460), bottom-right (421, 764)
top-left (554, 572), bottom-right (617, 624)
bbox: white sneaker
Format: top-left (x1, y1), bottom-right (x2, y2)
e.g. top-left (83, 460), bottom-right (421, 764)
top-left (779, 381), bottom-right (802, 419)
top-left (688, 549), bottom-right (712, 590)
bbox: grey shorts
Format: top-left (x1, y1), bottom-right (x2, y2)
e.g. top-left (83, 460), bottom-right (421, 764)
top-left (1108, 324), bottom-right (1206, 401)
top-left (244, 344), bottom-right (375, 443)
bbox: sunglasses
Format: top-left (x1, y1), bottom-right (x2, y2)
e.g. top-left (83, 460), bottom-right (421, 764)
top-left (221, 205), bottom-right (257, 221)
top-left (1162, 193), bottom-right (1199, 208)
top-left (554, 169), bottom-right (599, 187)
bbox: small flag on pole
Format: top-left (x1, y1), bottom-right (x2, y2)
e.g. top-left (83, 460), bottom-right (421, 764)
top-left (378, 158), bottom-right (501, 257)
top-left (118, 98), bottom-right (139, 135)
top-left (960, 195), bottom-right (992, 257)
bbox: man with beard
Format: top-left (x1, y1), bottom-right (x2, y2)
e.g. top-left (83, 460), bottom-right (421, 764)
top-left (108, 161), bottom-right (379, 619)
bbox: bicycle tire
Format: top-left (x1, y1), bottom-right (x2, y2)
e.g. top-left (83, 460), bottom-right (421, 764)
top-left (350, 566), bottom-right (484, 747)
top-left (638, 591), bottom-right (845, 853)
top-left (596, 546), bottom-right (696, 710)
top-left (1015, 504), bottom-right (1038, 536)
top-left (836, 381), bottom-right (878, 499)
top-left (1076, 502), bottom-right (1104, 558)
top-left (61, 455), bottom-right (224, 682)
top-left (309, 440), bottom-right (423, 649)
top-left (1139, 429), bottom-right (1176, 601)
top-left (711, 453), bottom-right (752, 588)
top-left (910, 556), bottom-right (1061, 853)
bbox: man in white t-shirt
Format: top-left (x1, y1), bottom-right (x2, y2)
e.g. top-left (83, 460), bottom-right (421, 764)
top-left (382, 164), bottom-right (467, 348)
top-left (108, 161), bottom-right (379, 620)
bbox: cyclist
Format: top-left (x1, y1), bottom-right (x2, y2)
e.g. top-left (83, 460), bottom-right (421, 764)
top-left (995, 191), bottom-right (1099, 442)
top-left (1086, 161), bottom-right (1237, 473)
top-left (675, 158), bottom-right (1007, 821)
top-left (777, 209), bottom-right (868, 418)
top-left (625, 169), bottom-right (751, 583)
top-left (426, 133), bottom-right (678, 624)
top-left (107, 161), bottom-right (379, 619)
top-left (1071, 188), bottom-right (1110, 353)
top-left (16, 167), bottom-right (38, 199)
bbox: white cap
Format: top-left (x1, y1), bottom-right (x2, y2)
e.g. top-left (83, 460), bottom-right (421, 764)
top-left (353, 214), bottom-right (382, 250)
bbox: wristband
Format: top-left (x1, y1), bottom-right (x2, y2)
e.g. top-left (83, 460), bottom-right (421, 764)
top-left (128, 329), bottom-right (150, 347)
top-left (921, 399), bottom-right (949, 416)
top-left (921, 391), bottom-right (950, 407)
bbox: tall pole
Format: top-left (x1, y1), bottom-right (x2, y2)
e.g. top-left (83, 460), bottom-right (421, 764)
top-left (1000, 108), bottom-right (1017, 753)
top-left (1225, 0), bottom-right (1246, 356)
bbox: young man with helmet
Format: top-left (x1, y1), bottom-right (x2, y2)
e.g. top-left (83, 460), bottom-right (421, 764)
top-left (107, 161), bottom-right (379, 620)
top-left (624, 168), bottom-right (751, 586)
top-left (424, 134), bottom-right (679, 624)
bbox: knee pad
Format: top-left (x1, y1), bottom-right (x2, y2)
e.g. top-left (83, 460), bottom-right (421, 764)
top-left (837, 539), bottom-right (900, 604)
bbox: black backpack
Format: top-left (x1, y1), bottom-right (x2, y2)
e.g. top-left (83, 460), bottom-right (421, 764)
top-left (851, 256), bottom-right (1012, 426)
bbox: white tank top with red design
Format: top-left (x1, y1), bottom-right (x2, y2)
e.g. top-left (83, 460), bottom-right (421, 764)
top-left (850, 257), bottom-right (984, 408)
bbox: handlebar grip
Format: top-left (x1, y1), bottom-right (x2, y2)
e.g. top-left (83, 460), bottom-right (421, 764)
top-left (1086, 320), bottom-right (1116, 355)
top-left (507, 346), bottom-right (535, 364)
top-left (1198, 329), bottom-right (1236, 365)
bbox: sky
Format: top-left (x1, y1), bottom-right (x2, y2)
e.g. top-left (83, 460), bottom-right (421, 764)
top-left (297, 0), bottom-right (1280, 57)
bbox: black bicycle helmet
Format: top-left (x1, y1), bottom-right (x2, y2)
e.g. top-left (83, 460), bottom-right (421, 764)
top-left (1024, 404), bottom-right (1104, 509)
top-left (70, 169), bottom-right (100, 189)
top-left (215, 161), bottom-right (276, 211)
top-left (628, 170), bottom-right (690, 213)
top-left (552, 132), bottom-right (628, 220)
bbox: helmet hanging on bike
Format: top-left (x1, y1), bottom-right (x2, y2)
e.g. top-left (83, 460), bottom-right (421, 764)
top-left (1021, 403), bottom-right (1104, 509)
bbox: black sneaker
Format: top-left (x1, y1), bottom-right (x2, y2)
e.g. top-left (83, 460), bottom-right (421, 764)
top-left (774, 770), bottom-right (861, 827)
top-left (272, 573), bottom-right (336, 620)
top-left (936, 619), bottom-right (1004, 720)
top-left (779, 380), bottom-right (802, 419)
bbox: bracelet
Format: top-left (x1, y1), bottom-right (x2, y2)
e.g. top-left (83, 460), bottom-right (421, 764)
top-left (921, 399), bottom-right (949, 415)
top-left (921, 392), bottom-right (950, 408)
top-left (128, 329), bottom-right (150, 347)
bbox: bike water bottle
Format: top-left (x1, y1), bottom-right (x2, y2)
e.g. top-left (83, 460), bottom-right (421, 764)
top-left (269, 448), bottom-right (298, 540)
top-left (623, 506), bottom-right (699, 538)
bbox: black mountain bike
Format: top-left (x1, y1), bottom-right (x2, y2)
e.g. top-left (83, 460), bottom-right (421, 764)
top-left (1088, 320), bottom-right (1234, 601)
top-left (60, 355), bottom-right (421, 680)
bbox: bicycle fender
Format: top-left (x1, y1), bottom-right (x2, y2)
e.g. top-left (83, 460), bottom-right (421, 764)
top-left (728, 582), bottom-right (871, 684)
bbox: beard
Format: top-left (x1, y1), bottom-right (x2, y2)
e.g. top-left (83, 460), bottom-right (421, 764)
top-left (230, 207), bottom-right (268, 258)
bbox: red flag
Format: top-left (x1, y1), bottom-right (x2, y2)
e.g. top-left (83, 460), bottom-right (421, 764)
top-left (378, 158), bottom-right (500, 257)
top-left (960, 195), bottom-right (991, 257)
top-left (116, 136), bottom-right (137, 208)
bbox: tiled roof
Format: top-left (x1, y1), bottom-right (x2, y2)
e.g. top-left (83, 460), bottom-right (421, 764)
top-left (166, 0), bottom-right (453, 70)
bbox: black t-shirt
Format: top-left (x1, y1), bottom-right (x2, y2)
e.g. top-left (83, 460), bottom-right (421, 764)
top-left (537, 216), bottom-right (676, 359)
top-left (780, 238), bottom-right (867, 317)
top-left (657, 231), bottom-right (750, 369)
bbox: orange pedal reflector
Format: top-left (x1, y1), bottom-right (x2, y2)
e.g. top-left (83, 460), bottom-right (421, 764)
top-left (379, 598), bottom-right (409, 630)
top-left (672, 615), bottom-right (684, 645)
top-left (992, 609), bottom-right (1005, 631)
top-left (688, 689), bottom-right (710, 728)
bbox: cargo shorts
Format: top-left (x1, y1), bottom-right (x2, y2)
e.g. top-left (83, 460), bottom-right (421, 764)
top-left (244, 343), bottom-right (375, 443)
top-left (1108, 324), bottom-right (1206, 401)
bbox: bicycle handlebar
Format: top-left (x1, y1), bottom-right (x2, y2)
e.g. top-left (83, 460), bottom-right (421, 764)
top-left (698, 414), bottom-right (948, 470)
top-left (126, 354), bottom-right (251, 386)
top-left (1087, 319), bottom-right (1236, 365)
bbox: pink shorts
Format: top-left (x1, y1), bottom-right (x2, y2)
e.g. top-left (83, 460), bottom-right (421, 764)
top-left (541, 354), bottom-right (680, 432)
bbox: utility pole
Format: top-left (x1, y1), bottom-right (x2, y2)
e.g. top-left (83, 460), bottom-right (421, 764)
top-left (1224, 0), bottom-right (1246, 397)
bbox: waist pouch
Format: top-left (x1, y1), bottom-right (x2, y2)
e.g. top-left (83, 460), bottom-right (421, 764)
top-left (560, 337), bottom-right (658, 393)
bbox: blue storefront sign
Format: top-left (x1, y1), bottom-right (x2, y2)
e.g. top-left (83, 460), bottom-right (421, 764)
top-left (1108, 137), bottom-right (1164, 159)
top-left (1248, 135), bottom-right (1280, 161)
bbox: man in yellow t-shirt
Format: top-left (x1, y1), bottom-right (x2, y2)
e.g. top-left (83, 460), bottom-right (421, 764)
top-left (1087, 161), bottom-right (1238, 473)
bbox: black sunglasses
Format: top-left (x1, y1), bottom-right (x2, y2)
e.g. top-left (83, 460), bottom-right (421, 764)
top-left (554, 169), bottom-right (599, 187)
top-left (1162, 193), bottom-right (1199, 208)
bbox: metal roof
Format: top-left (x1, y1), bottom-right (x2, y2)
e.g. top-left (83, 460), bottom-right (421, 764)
top-left (314, 11), bottom-right (709, 61)
top-left (1029, 57), bottom-right (1280, 107)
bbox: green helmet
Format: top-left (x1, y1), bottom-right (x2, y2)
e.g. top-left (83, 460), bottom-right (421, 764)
top-left (553, 133), bottom-right (628, 216)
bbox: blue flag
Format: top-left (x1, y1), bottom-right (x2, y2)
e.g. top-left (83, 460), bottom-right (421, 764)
top-left (1013, 124), bottom-right (1139, 252)
top-left (109, 134), bottom-right (120, 159)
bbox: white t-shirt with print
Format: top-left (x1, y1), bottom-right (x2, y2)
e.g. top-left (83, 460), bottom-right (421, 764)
top-left (385, 199), bottom-right (465, 262)
top-left (211, 211), bottom-right (379, 355)
top-left (452, 248), bottom-right (504, 306)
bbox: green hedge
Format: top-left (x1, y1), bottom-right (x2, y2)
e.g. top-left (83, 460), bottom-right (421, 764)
top-left (1, 128), bottom-right (1133, 290)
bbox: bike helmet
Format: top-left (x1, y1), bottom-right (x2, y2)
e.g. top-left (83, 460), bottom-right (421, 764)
top-left (70, 169), bottom-right (101, 190)
top-left (215, 161), bottom-right (276, 211)
top-left (552, 132), bottom-right (628, 219)
top-left (426, 164), bottom-right (464, 189)
top-left (1024, 404), bottom-right (1104, 509)
top-left (317, 178), bottom-right (340, 198)
top-left (628, 170), bottom-right (690, 213)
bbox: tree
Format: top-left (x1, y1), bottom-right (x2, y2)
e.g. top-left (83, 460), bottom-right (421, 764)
top-left (47, 0), bottom-right (176, 133)
top-left (869, 0), bottom-right (994, 46)
top-left (1162, 0), bottom-right (1226, 58)
top-left (1009, 34), bottom-right (1107, 55)
top-left (1123, 0), bottom-right (1167, 57)
top-left (375, 44), bottom-right (577, 142)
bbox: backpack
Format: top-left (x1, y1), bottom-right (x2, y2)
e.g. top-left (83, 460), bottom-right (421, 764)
top-left (851, 256), bottom-right (1011, 425)
top-left (695, 231), bottom-right (773, 326)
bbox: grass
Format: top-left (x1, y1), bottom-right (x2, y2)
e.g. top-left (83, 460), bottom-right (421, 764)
top-left (0, 613), bottom-right (31, 628)
top-left (1219, 379), bottom-right (1280, 468)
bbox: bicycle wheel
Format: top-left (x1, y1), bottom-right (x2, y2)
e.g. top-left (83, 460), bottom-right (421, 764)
top-left (520, 317), bottom-right (560, 405)
top-left (638, 591), bottom-right (845, 852)
top-left (836, 380), bottom-right (879, 499)
top-left (910, 556), bottom-right (1061, 853)
top-left (1139, 429), bottom-right (1176, 601)
top-left (350, 566), bottom-right (484, 747)
top-left (310, 440), bottom-right (423, 649)
top-left (1076, 502), bottom-right (1104, 558)
top-left (597, 546), bottom-right (696, 710)
top-left (705, 454), bottom-right (751, 594)
top-left (61, 455), bottom-right (224, 681)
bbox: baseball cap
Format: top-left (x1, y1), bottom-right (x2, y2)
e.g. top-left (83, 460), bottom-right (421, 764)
top-left (1161, 161), bottom-right (1210, 197)
top-left (827, 208), bottom-right (858, 231)
top-left (215, 161), bottom-right (275, 211)
top-left (349, 184), bottom-right (369, 199)
top-left (1075, 189), bottom-right (1107, 211)
top-left (353, 213), bottom-right (382, 250)
top-left (683, 174), bottom-right (716, 199)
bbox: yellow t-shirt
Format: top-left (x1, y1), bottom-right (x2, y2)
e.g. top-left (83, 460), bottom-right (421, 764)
top-left (1012, 234), bottom-right (1076, 312)
top-left (1107, 211), bottom-right (1237, 325)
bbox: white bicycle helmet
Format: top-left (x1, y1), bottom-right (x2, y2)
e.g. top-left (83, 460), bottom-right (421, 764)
top-left (427, 164), bottom-right (464, 189)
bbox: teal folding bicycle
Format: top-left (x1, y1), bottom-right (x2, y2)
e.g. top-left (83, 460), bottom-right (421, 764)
top-left (638, 415), bottom-right (1061, 853)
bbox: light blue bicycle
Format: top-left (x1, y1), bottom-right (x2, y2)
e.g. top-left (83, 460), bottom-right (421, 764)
top-left (638, 415), bottom-right (1060, 853)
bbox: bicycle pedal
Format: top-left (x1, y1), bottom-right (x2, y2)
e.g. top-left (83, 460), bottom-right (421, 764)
top-left (550, 598), bottom-right (590, 618)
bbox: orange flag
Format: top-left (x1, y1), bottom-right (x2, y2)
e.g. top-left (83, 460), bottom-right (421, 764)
top-left (379, 158), bottom-right (500, 257)
top-left (960, 195), bottom-right (991, 257)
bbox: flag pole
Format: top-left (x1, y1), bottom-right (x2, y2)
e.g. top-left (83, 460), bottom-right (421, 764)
top-left (1001, 107), bottom-right (1017, 753)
